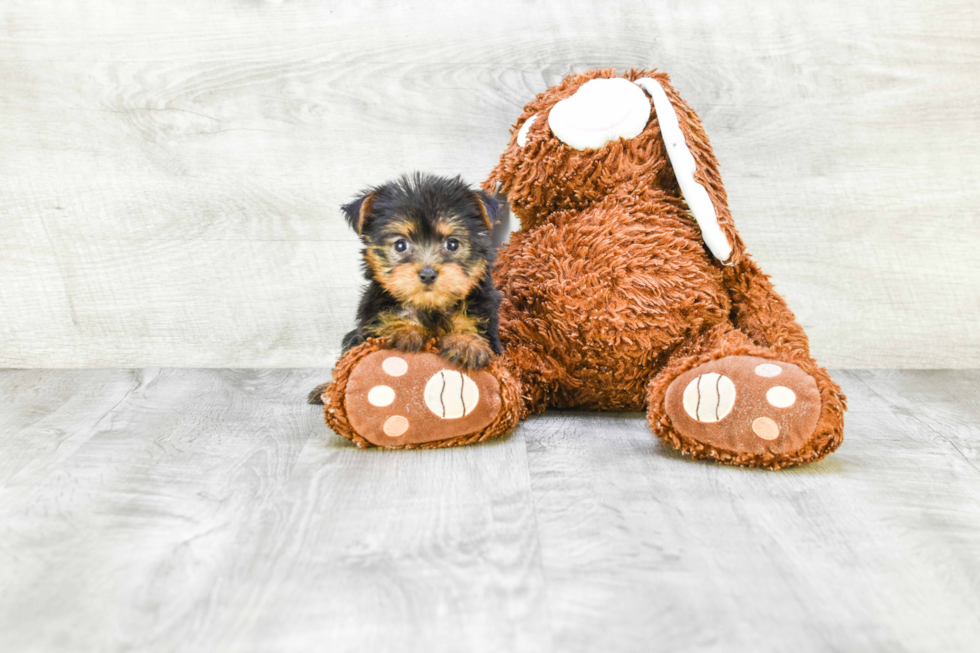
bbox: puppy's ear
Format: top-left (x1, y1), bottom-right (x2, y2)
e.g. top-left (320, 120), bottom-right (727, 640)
top-left (341, 191), bottom-right (377, 236)
top-left (472, 190), bottom-right (499, 231)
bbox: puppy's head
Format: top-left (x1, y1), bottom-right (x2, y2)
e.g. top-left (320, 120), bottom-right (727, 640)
top-left (344, 173), bottom-right (498, 311)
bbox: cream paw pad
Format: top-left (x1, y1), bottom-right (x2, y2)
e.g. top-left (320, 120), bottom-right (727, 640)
top-left (664, 355), bottom-right (821, 456)
top-left (343, 349), bottom-right (502, 448)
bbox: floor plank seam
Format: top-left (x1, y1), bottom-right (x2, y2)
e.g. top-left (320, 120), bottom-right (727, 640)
top-left (515, 420), bottom-right (558, 653)
top-left (851, 371), bottom-right (980, 480)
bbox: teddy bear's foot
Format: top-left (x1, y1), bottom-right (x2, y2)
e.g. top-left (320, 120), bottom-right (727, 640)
top-left (318, 339), bottom-right (522, 449)
top-left (660, 355), bottom-right (825, 467)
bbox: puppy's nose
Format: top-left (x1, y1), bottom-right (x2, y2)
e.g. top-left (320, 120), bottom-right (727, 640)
top-left (418, 266), bottom-right (437, 285)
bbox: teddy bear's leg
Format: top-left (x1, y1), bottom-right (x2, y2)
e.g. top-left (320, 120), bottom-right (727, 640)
top-left (722, 256), bottom-right (818, 358)
top-left (646, 322), bottom-right (845, 469)
top-left (319, 339), bottom-right (522, 449)
top-left (494, 341), bottom-right (559, 418)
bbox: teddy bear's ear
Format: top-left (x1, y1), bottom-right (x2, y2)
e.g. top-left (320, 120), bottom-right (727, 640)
top-left (472, 190), bottom-right (499, 231)
top-left (635, 77), bottom-right (733, 262)
top-left (341, 191), bottom-right (377, 236)
top-left (516, 114), bottom-right (538, 147)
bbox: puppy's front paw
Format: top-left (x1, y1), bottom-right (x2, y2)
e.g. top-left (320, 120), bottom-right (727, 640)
top-left (440, 333), bottom-right (493, 369)
top-left (386, 327), bottom-right (426, 353)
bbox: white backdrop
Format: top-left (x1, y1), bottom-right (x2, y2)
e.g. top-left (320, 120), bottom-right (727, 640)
top-left (1, 0), bottom-right (977, 368)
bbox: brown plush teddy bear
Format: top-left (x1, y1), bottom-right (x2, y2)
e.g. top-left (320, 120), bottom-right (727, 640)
top-left (319, 68), bottom-right (846, 470)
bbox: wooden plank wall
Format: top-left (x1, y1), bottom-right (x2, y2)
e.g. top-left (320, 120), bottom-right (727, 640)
top-left (0, 0), bottom-right (977, 368)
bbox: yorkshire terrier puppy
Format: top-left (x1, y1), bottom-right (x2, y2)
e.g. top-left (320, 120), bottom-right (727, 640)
top-left (309, 173), bottom-right (501, 404)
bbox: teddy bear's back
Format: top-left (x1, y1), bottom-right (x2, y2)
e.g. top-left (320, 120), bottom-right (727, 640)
top-left (494, 188), bottom-right (732, 410)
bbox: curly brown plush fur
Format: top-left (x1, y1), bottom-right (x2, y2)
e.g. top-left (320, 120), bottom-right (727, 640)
top-left (481, 67), bottom-right (845, 468)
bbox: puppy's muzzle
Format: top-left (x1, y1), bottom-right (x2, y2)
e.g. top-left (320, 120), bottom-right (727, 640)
top-left (418, 266), bottom-right (437, 285)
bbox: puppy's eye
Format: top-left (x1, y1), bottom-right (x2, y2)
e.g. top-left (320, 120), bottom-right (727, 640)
top-left (393, 239), bottom-right (409, 253)
top-left (444, 238), bottom-right (460, 252)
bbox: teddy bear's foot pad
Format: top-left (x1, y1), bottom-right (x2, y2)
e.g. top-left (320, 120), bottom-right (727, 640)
top-left (664, 356), bottom-right (821, 456)
top-left (343, 350), bottom-right (502, 447)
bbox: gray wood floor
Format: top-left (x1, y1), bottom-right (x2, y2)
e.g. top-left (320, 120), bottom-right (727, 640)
top-left (0, 369), bottom-right (978, 652)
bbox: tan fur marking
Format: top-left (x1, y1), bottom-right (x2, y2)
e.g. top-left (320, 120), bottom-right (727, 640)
top-left (385, 221), bottom-right (415, 239)
top-left (368, 312), bottom-right (420, 336)
top-left (354, 193), bottom-right (376, 235)
top-left (438, 308), bottom-right (492, 369)
top-left (367, 312), bottom-right (428, 352)
top-left (365, 248), bottom-right (388, 279)
top-left (383, 263), bottom-right (422, 300)
top-left (382, 261), bottom-right (484, 311)
top-left (438, 261), bottom-right (484, 299)
top-left (472, 192), bottom-right (493, 230)
top-left (440, 331), bottom-right (493, 369)
top-left (450, 311), bottom-right (484, 335)
top-left (436, 221), bottom-right (456, 239)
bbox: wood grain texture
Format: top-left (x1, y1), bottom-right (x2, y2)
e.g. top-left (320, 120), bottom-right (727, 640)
top-left (0, 368), bottom-right (550, 653)
top-left (0, 0), bottom-right (978, 367)
top-left (0, 368), bottom-right (978, 651)
top-left (524, 371), bottom-right (980, 652)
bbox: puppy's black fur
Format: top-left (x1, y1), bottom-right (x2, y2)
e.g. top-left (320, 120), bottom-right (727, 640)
top-left (308, 173), bottom-right (501, 405)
